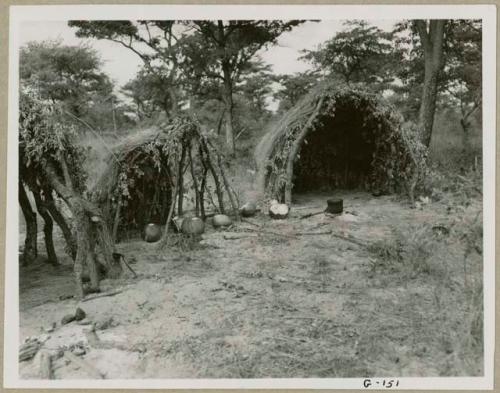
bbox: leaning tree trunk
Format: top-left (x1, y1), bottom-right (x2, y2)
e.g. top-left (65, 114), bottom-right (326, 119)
top-left (414, 20), bottom-right (446, 147)
top-left (32, 187), bottom-right (58, 265)
top-left (200, 142), bottom-right (225, 214)
top-left (19, 182), bottom-right (37, 265)
top-left (44, 189), bottom-right (77, 260)
top-left (43, 161), bottom-right (121, 299)
top-left (71, 202), bottom-right (100, 295)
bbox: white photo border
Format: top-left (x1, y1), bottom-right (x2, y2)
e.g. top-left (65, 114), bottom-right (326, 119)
top-left (5, 4), bottom-right (496, 390)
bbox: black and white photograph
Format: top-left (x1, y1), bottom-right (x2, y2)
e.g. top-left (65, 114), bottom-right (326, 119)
top-left (4, 4), bottom-right (496, 390)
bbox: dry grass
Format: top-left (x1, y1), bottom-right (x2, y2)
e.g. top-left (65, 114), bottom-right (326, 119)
top-left (429, 111), bottom-right (482, 172)
top-left (367, 198), bottom-right (483, 376)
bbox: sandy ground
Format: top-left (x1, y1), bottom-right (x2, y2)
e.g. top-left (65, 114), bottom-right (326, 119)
top-left (18, 191), bottom-right (483, 379)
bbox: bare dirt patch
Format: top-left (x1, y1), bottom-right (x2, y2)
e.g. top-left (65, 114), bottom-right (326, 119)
top-left (18, 191), bottom-right (483, 379)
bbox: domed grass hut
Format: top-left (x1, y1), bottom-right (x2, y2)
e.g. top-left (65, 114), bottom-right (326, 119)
top-left (93, 117), bottom-right (239, 240)
top-left (256, 83), bottom-right (426, 204)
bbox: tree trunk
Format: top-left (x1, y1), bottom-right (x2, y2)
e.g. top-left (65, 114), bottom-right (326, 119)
top-left (221, 69), bottom-right (235, 155)
top-left (188, 144), bottom-right (201, 217)
top-left (112, 194), bottom-right (122, 243)
top-left (217, 155), bottom-right (240, 220)
top-left (217, 21), bottom-right (235, 155)
top-left (43, 162), bottom-right (120, 298)
top-left (87, 231), bottom-right (100, 292)
top-left (160, 179), bottom-right (178, 245)
top-left (73, 207), bottom-right (90, 299)
top-left (177, 146), bottom-right (187, 216)
top-left (19, 183), bottom-right (37, 265)
top-left (169, 88), bottom-right (179, 117)
top-left (33, 188), bottom-right (58, 265)
top-left (460, 118), bottom-right (471, 156)
top-left (199, 166), bottom-right (209, 219)
top-left (415, 20), bottom-right (446, 147)
top-left (95, 222), bottom-right (121, 278)
top-left (418, 58), bottom-right (441, 147)
top-left (44, 190), bottom-right (77, 260)
top-left (200, 142), bottom-right (225, 214)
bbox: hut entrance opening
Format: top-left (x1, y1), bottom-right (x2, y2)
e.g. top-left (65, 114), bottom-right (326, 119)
top-left (292, 104), bottom-right (377, 194)
top-left (121, 160), bottom-right (172, 231)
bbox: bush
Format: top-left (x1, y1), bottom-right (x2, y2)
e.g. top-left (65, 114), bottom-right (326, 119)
top-left (422, 164), bottom-right (482, 204)
top-left (368, 223), bottom-right (449, 278)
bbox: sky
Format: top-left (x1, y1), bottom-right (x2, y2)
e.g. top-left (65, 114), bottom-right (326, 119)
top-left (19, 19), bottom-right (399, 91)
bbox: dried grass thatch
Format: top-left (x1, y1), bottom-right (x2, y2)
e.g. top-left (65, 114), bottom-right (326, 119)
top-left (255, 82), bottom-right (427, 204)
top-left (92, 117), bottom-right (239, 240)
top-left (92, 127), bottom-right (174, 235)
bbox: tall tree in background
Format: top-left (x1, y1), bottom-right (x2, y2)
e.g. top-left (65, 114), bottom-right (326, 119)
top-left (20, 40), bottom-right (132, 134)
top-left (188, 20), bottom-right (303, 154)
top-left (69, 21), bottom-right (183, 119)
top-left (302, 21), bottom-right (399, 91)
top-left (441, 20), bottom-right (482, 153)
top-left (69, 20), bottom-right (302, 154)
top-left (273, 72), bottom-right (319, 113)
top-left (122, 67), bottom-right (175, 121)
top-left (20, 41), bottom-right (112, 115)
top-left (413, 20), bottom-right (447, 147)
top-left (189, 60), bottom-right (275, 144)
top-left (231, 62), bottom-right (275, 141)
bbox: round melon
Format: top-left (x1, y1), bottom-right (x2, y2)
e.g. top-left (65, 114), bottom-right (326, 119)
top-left (212, 214), bottom-right (233, 228)
top-left (181, 217), bottom-right (205, 235)
top-left (144, 223), bottom-right (162, 242)
top-left (240, 202), bottom-right (257, 217)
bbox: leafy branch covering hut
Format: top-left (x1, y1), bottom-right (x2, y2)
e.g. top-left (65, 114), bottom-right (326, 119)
top-left (92, 117), bottom-right (239, 240)
top-left (20, 88), bottom-right (122, 299)
top-left (255, 83), bottom-right (427, 204)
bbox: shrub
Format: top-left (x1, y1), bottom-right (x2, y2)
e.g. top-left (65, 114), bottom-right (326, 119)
top-left (368, 224), bottom-right (446, 278)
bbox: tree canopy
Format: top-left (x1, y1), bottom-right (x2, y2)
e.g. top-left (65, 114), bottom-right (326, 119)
top-left (20, 40), bottom-right (133, 134)
top-left (302, 21), bottom-right (399, 90)
top-left (68, 20), bottom-right (304, 153)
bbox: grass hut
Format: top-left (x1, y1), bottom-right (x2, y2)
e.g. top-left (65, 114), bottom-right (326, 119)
top-left (256, 83), bottom-right (427, 204)
top-left (93, 117), bottom-right (239, 240)
top-left (93, 128), bottom-right (173, 235)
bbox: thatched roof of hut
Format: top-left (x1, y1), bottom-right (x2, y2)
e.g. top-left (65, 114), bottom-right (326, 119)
top-left (92, 117), bottom-right (239, 236)
top-left (255, 82), bottom-right (426, 204)
top-left (91, 125), bottom-right (182, 232)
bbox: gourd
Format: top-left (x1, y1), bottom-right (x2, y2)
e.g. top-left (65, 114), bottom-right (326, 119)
top-left (181, 217), bottom-right (205, 235)
top-left (240, 202), bottom-right (257, 217)
top-left (144, 223), bottom-right (162, 242)
top-left (212, 214), bottom-right (232, 228)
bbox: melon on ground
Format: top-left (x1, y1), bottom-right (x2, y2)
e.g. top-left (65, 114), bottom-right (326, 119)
top-left (144, 223), bottom-right (162, 242)
top-left (212, 214), bottom-right (233, 228)
top-left (240, 202), bottom-right (257, 217)
top-left (181, 217), bottom-right (205, 235)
